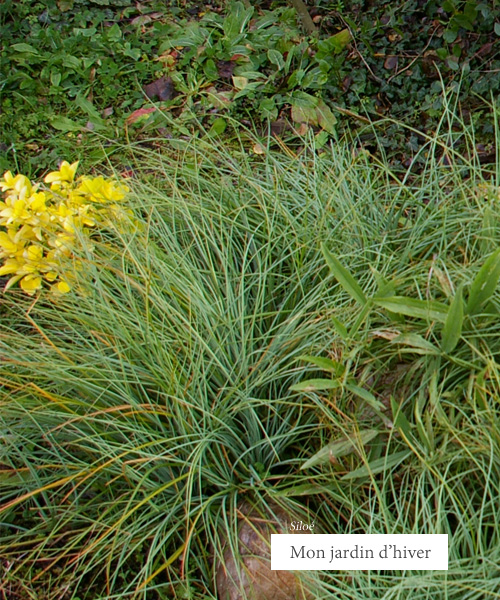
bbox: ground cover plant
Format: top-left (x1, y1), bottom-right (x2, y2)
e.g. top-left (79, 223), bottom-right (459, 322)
top-left (1, 102), bottom-right (500, 598)
top-left (1, 0), bottom-right (499, 175)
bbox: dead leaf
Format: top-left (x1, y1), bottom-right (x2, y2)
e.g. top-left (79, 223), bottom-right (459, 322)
top-left (296, 122), bottom-right (309, 136)
top-left (384, 55), bottom-right (398, 70)
top-left (206, 87), bottom-right (233, 109)
top-left (474, 42), bottom-right (493, 58)
top-left (372, 330), bottom-right (400, 341)
top-left (126, 106), bottom-right (157, 125)
top-left (131, 15), bottom-right (152, 26)
top-left (291, 103), bottom-right (316, 125)
top-left (316, 100), bottom-right (336, 133)
top-left (217, 60), bottom-right (235, 79)
top-left (232, 76), bottom-right (248, 90)
top-left (252, 143), bottom-right (265, 155)
top-left (342, 76), bottom-right (352, 92)
top-left (270, 120), bottom-right (287, 136)
top-left (57, 0), bottom-right (74, 11)
top-left (143, 76), bottom-right (174, 101)
top-left (156, 49), bottom-right (179, 68)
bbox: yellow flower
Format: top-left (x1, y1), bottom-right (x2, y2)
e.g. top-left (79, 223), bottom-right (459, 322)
top-left (19, 273), bottom-right (42, 294)
top-left (0, 172), bottom-right (32, 199)
top-left (0, 230), bottom-right (20, 255)
top-left (44, 161), bottom-right (79, 185)
top-left (24, 244), bottom-right (44, 263)
top-left (78, 176), bottom-right (129, 203)
top-left (56, 280), bottom-right (71, 294)
top-left (0, 171), bottom-right (16, 191)
top-left (0, 257), bottom-right (22, 276)
top-left (29, 191), bottom-right (48, 212)
top-left (0, 198), bottom-right (30, 224)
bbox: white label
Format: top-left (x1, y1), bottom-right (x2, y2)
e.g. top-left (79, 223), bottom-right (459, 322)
top-left (271, 534), bottom-right (448, 570)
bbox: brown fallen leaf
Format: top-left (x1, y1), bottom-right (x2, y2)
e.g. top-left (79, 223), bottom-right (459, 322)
top-left (384, 55), bottom-right (398, 70)
top-left (126, 106), bottom-right (157, 125)
top-left (143, 76), bottom-right (174, 101)
top-left (217, 60), bottom-right (235, 79)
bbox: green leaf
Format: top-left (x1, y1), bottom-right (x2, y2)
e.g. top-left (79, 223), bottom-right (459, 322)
top-left (74, 94), bottom-right (102, 121)
top-left (267, 49), bottom-right (285, 70)
top-left (391, 333), bottom-right (440, 354)
top-left (301, 429), bottom-right (379, 470)
top-left (11, 43), bottom-right (39, 54)
top-left (50, 71), bottom-right (62, 87)
top-left (345, 383), bottom-right (385, 411)
top-left (207, 117), bottom-right (227, 136)
top-left (441, 284), bottom-right (464, 353)
top-left (466, 249), bottom-right (500, 315)
top-left (463, 1), bottom-right (477, 22)
top-left (443, 27), bottom-right (458, 44)
top-left (289, 90), bottom-right (318, 108)
top-left (314, 131), bottom-right (329, 149)
top-left (331, 316), bottom-right (349, 340)
top-left (291, 102), bottom-right (317, 125)
top-left (62, 55), bottom-right (81, 70)
top-left (391, 396), bottom-right (413, 441)
top-left (106, 23), bottom-right (122, 42)
top-left (330, 29), bottom-right (352, 53)
top-left (321, 244), bottom-right (367, 306)
top-left (73, 27), bottom-right (97, 37)
top-left (341, 450), bottom-right (411, 480)
top-left (289, 378), bottom-right (341, 392)
top-left (223, 1), bottom-right (254, 37)
top-left (277, 483), bottom-right (325, 496)
top-left (50, 116), bottom-right (82, 132)
top-left (453, 14), bottom-right (474, 31)
top-left (373, 296), bottom-right (448, 322)
top-left (203, 58), bottom-right (218, 79)
top-left (316, 100), bottom-right (336, 134)
top-left (495, 22), bottom-right (500, 36)
top-left (259, 97), bottom-right (278, 119)
top-left (297, 355), bottom-right (345, 376)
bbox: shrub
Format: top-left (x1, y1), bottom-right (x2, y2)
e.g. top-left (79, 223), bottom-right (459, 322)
top-left (0, 162), bottom-right (132, 294)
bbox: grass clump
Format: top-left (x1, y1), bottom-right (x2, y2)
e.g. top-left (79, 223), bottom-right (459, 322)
top-left (1, 116), bottom-right (500, 599)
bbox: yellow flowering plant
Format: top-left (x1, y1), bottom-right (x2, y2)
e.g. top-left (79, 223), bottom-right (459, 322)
top-left (0, 161), bottom-right (132, 295)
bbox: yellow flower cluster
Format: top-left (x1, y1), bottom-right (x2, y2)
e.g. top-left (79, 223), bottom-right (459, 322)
top-left (0, 161), bottom-right (130, 295)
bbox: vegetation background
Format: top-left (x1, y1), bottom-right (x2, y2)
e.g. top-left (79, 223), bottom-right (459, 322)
top-left (1, 1), bottom-right (500, 599)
